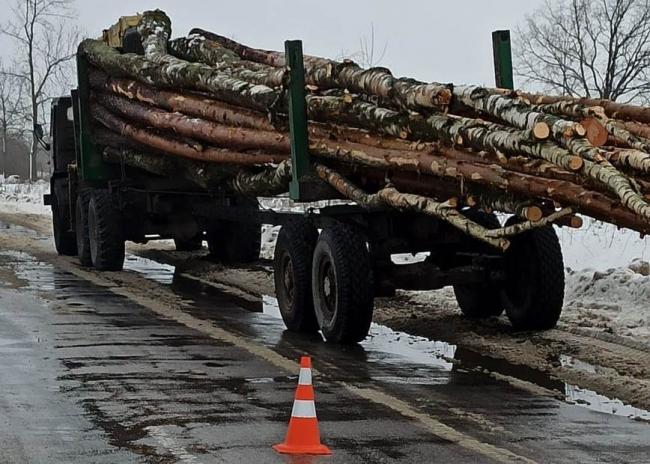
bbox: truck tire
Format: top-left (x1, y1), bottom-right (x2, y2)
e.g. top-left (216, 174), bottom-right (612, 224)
top-left (453, 209), bottom-right (504, 319)
top-left (274, 219), bottom-right (319, 333)
top-left (207, 222), bottom-right (261, 263)
top-left (75, 189), bottom-right (93, 267)
top-left (311, 223), bottom-right (374, 344)
top-left (501, 221), bottom-right (565, 330)
top-left (88, 190), bottom-right (125, 271)
top-left (174, 235), bottom-right (204, 251)
top-left (51, 182), bottom-right (76, 256)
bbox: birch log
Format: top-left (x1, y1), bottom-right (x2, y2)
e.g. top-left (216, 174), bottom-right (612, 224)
top-left (189, 28), bottom-right (453, 112)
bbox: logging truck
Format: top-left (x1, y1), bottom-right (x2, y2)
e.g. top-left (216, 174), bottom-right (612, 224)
top-left (43, 23), bottom-right (566, 344)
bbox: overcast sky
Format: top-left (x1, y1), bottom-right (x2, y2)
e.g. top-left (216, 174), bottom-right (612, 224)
top-left (2, 0), bottom-right (545, 86)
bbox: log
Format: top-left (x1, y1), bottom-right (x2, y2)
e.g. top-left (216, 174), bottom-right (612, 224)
top-left (168, 34), bottom-right (287, 88)
top-left (314, 163), bottom-right (511, 250)
top-left (310, 141), bottom-right (650, 233)
top-left (518, 91), bottom-right (650, 124)
top-left (103, 145), bottom-right (291, 194)
top-left (88, 69), bottom-right (278, 131)
top-left (91, 102), bottom-right (287, 165)
top-left (95, 92), bottom-right (291, 153)
top-left (190, 28), bottom-right (453, 112)
top-left (484, 208), bottom-right (575, 238)
top-left (453, 85), bottom-right (586, 143)
top-left (79, 39), bottom-right (279, 112)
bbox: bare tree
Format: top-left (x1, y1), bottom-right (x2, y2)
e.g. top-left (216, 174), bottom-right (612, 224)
top-left (516, 0), bottom-right (650, 102)
top-left (1, 0), bottom-right (80, 181)
top-left (338, 23), bottom-right (388, 68)
top-left (0, 61), bottom-right (27, 178)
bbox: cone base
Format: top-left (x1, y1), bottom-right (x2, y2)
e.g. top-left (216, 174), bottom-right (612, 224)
top-left (273, 442), bottom-right (332, 456)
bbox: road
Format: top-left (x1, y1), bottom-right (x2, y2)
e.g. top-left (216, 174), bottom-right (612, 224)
top-left (0, 213), bottom-right (649, 463)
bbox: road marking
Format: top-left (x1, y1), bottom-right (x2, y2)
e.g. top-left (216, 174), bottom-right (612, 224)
top-left (145, 426), bottom-right (198, 464)
top-left (50, 255), bottom-right (537, 464)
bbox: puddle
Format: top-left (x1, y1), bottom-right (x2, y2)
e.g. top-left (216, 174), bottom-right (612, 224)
top-left (33, 245), bottom-right (650, 426)
top-left (123, 254), bottom-right (176, 285)
top-left (560, 355), bottom-right (650, 422)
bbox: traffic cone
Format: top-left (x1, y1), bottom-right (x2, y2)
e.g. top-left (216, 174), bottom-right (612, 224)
top-left (273, 356), bottom-right (332, 455)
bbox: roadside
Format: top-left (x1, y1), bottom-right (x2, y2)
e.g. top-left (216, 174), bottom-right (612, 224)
top-left (2, 185), bottom-right (650, 415)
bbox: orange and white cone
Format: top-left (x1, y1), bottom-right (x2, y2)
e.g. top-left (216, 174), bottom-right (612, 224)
top-left (273, 356), bottom-right (332, 455)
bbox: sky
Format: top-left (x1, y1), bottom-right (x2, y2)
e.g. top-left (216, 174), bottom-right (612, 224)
top-left (1, 0), bottom-right (545, 87)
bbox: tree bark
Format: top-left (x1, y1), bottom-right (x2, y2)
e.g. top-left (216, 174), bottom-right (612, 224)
top-left (518, 91), bottom-right (650, 124)
top-left (313, 163), bottom-right (510, 250)
top-left (88, 69), bottom-right (277, 131)
top-left (79, 39), bottom-right (279, 112)
top-left (168, 34), bottom-right (287, 88)
top-left (91, 102), bottom-right (286, 165)
top-left (190, 28), bottom-right (453, 112)
top-left (95, 92), bottom-right (291, 153)
top-left (453, 85), bottom-right (586, 143)
top-left (103, 145), bottom-right (290, 194)
top-left (310, 141), bottom-right (650, 233)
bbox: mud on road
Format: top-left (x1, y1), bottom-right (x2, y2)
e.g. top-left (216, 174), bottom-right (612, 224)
top-left (1, 211), bottom-right (650, 463)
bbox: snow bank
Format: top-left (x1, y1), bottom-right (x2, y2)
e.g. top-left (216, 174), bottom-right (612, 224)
top-left (563, 260), bottom-right (650, 340)
top-left (0, 180), bottom-right (51, 215)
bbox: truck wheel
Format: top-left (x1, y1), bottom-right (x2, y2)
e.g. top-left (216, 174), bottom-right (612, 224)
top-left (51, 183), bottom-right (76, 256)
top-left (453, 209), bottom-right (504, 318)
top-left (174, 234), bottom-right (204, 251)
top-left (274, 219), bottom-right (319, 333)
top-left (501, 220), bottom-right (564, 330)
top-left (311, 223), bottom-right (374, 344)
top-left (207, 222), bottom-right (261, 263)
top-left (75, 189), bottom-right (93, 267)
top-left (88, 190), bottom-right (125, 271)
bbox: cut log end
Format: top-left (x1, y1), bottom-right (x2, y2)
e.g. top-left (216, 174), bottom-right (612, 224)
top-left (522, 205), bottom-right (543, 222)
top-left (581, 118), bottom-right (609, 147)
top-left (568, 156), bottom-right (584, 171)
top-left (532, 122), bottom-right (550, 141)
top-left (556, 215), bottom-right (583, 229)
top-left (574, 123), bottom-right (587, 138)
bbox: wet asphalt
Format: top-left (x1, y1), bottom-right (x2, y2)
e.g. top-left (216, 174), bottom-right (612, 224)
top-left (0, 220), bottom-right (649, 463)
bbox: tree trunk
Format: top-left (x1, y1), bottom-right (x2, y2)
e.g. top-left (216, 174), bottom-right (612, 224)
top-left (88, 69), bottom-right (278, 131)
top-left (453, 85), bottom-right (586, 143)
top-left (518, 91), bottom-right (650, 124)
top-left (91, 102), bottom-right (286, 165)
top-left (95, 92), bottom-right (291, 153)
top-left (79, 39), bottom-right (279, 112)
top-left (190, 28), bottom-right (453, 112)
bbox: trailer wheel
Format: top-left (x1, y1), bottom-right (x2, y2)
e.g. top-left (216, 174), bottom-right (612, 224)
top-left (51, 182), bottom-right (76, 256)
top-left (174, 235), bottom-right (204, 252)
top-left (501, 221), bottom-right (565, 330)
top-left (88, 190), bottom-right (125, 271)
top-left (75, 189), bottom-right (93, 267)
top-left (312, 223), bottom-right (374, 344)
top-left (274, 219), bottom-right (319, 333)
top-left (453, 209), bottom-right (504, 319)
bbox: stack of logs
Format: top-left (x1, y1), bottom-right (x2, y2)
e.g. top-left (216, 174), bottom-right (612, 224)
top-left (82, 9), bottom-right (650, 250)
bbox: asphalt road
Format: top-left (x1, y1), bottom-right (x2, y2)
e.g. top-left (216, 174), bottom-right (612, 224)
top-left (0, 217), bottom-right (649, 463)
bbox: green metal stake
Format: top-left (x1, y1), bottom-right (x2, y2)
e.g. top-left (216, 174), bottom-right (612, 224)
top-left (492, 30), bottom-right (514, 90)
top-left (284, 40), bottom-right (311, 201)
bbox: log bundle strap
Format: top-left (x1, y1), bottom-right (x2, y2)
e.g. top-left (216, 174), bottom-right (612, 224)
top-left (81, 9), bottom-right (650, 247)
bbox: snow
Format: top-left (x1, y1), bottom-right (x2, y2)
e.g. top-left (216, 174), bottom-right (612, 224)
top-left (0, 180), bottom-right (51, 215)
top-left (557, 219), bottom-right (650, 271)
top-left (563, 259), bottom-right (650, 340)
